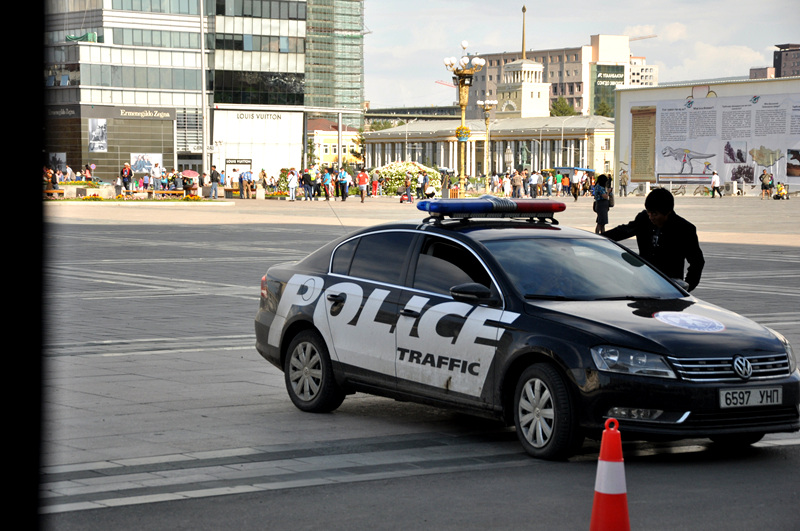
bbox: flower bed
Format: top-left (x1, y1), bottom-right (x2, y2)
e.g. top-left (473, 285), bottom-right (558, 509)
top-left (373, 161), bottom-right (441, 195)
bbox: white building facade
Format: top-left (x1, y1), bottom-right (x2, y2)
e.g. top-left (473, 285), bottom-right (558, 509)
top-left (364, 116), bottom-right (615, 176)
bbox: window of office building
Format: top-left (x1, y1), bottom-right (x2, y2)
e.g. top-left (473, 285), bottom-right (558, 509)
top-left (215, 0), bottom-right (306, 19)
top-left (213, 70), bottom-right (304, 105)
top-left (112, 28), bottom-right (200, 49)
top-left (111, 0), bottom-right (201, 15)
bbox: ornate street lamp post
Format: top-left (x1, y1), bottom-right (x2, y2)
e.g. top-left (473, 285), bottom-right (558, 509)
top-left (444, 41), bottom-right (486, 197)
top-left (476, 99), bottom-right (497, 193)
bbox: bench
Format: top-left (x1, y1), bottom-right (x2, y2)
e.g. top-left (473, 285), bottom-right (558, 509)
top-left (43, 188), bottom-right (65, 198)
top-left (152, 189), bottom-right (187, 199)
top-left (224, 186), bottom-right (253, 198)
top-left (122, 189), bottom-right (186, 199)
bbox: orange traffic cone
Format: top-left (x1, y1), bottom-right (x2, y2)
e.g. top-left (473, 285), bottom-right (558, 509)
top-left (590, 418), bottom-right (630, 531)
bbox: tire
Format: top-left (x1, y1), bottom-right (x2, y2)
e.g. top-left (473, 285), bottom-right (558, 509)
top-left (513, 364), bottom-right (582, 460)
top-left (709, 433), bottom-right (764, 447)
top-left (284, 330), bottom-right (345, 413)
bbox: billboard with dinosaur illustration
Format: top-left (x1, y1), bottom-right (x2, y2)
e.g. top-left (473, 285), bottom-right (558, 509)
top-left (615, 78), bottom-right (800, 186)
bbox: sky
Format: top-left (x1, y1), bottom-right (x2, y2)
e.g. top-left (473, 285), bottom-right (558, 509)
top-left (362, 0), bottom-right (798, 108)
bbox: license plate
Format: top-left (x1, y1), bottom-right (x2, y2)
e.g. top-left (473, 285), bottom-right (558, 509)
top-left (719, 387), bottom-right (782, 408)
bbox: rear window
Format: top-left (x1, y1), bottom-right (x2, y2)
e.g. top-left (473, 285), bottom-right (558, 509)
top-left (335, 231), bottom-right (415, 286)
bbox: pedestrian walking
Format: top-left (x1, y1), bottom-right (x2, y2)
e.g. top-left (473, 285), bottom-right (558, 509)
top-left (371, 169), bottom-right (381, 197)
top-left (619, 169), bottom-right (629, 197)
top-left (710, 171), bottom-right (722, 198)
top-left (120, 162), bottom-right (133, 191)
top-left (593, 174), bottom-right (611, 234)
top-left (356, 168), bottom-right (369, 202)
top-left (287, 168), bottom-right (298, 201)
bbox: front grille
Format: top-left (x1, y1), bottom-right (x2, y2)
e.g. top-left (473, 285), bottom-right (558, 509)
top-left (667, 353), bottom-right (791, 382)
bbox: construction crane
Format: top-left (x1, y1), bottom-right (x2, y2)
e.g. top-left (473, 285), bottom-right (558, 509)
top-left (435, 80), bottom-right (456, 88)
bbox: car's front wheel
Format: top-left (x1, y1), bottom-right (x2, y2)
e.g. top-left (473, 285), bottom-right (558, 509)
top-left (284, 330), bottom-right (345, 413)
top-left (514, 363), bottom-right (582, 460)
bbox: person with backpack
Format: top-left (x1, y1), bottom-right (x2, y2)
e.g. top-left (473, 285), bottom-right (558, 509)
top-left (760, 169), bottom-right (772, 200)
top-left (120, 162), bottom-right (133, 191)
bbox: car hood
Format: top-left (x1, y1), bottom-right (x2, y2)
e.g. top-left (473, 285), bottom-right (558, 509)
top-left (525, 298), bottom-right (781, 357)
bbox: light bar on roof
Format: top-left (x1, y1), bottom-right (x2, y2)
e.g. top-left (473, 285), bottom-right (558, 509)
top-left (418, 195), bottom-right (566, 219)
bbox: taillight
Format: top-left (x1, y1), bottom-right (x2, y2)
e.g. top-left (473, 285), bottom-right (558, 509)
top-left (260, 275), bottom-right (268, 299)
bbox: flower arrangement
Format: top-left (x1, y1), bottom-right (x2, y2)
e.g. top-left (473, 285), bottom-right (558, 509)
top-left (81, 194), bottom-right (104, 201)
top-left (373, 161), bottom-right (441, 195)
top-left (455, 126), bottom-right (471, 141)
top-left (63, 180), bottom-right (100, 188)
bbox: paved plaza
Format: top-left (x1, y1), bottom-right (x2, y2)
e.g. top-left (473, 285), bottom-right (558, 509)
top-left (41, 193), bottom-right (799, 524)
top-left (44, 192), bottom-right (799, 244)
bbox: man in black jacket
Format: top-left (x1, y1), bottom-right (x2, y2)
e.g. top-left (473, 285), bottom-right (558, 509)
top-left (605, 188), bottom-right (705, 291)
top-left (209, 165), bottom-right (220, 199)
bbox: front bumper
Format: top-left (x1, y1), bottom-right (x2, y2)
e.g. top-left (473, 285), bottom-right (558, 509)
top-left (578, 370), bottom-right (800, 438)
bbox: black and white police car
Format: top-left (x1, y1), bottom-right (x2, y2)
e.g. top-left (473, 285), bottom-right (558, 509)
top-left (255, 197), bottom-right (799, 459)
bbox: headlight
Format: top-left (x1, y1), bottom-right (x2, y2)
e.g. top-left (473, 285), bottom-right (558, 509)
top-left (591, 346), bottom-right (676, 379)
top-left (767, 328), bottom-right (796, 373)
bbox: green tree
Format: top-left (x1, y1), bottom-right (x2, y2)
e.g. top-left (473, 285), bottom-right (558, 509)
top-left (594, 100), bottom-right (614, 117)
top-left (369, 119), bottom-right (399, 131)
top-left (550, 97), bottom-right (577, 116)
top-left (306, 137), bottom-right (317, 167)
top-left (350, 127), bottom-right (366, 166)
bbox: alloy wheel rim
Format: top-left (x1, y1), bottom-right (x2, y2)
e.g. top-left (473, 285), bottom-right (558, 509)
top-left (288, 342), bottom-right (322, 401)
top-left (518, 378), bottom-right (555, 448)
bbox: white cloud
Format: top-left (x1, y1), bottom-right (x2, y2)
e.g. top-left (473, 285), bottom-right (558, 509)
top-left (660, 23), bottom-right (688, 43)
top-left (656, 42), bottom-right (767, 81)
top-left (363, 0), bottom-right (795, 106)
top-left (622, 25), bottom-right (656, 38)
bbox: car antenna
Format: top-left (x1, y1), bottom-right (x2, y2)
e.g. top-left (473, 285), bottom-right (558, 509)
top-left (324, 178), bottom-right (346, 226)
top-left (326, 200), bottom-right (345, 227)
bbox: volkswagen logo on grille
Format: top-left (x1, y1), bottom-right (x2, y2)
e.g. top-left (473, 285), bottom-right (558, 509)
top-left (732, 356), bottom-right (753, 380)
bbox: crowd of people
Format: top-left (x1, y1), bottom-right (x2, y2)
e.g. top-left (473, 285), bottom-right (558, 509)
top-left (484, 168), bottom-right (612, 203)
top-left (759, 169), bottom-right (790, 200)
top-left (223, 166), bottom-right (385, 203)
top-left (44, 160), bottom-right (791, 207)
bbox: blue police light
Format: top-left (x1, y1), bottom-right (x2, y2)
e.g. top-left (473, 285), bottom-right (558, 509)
top-left (418, 195), bottom-right (566, 219)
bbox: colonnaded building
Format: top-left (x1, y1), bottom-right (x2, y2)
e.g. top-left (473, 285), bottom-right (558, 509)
top-left (43, 0), bottom-right (365, 183)
top-left (363, 116), bottom-right (615, 177)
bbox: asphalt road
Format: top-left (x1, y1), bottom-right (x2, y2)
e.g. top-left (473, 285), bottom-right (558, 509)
top-left (41, 196), bottom-right (800, 530)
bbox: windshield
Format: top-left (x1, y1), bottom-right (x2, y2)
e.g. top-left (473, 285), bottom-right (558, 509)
top-left (483, 237), bottom-right (685, 301)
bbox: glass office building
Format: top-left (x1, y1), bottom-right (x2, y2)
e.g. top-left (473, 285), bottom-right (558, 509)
top-left (43, 0), bottom-right (364, 182)
top-left (305, 0), bottom-right (364, 127)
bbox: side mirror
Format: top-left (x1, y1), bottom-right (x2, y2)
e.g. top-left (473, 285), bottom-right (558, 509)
top-left (671, 278), bottom-right (690, 292)
top-left (450, 283), bottom-right (500, 307)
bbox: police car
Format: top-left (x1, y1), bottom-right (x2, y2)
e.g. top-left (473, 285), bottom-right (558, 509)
top-left (254, 197), bottom-right (799, 459)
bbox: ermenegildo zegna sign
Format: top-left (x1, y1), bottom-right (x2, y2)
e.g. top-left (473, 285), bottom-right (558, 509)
top-left (47, 105), bottom-right (176, 121)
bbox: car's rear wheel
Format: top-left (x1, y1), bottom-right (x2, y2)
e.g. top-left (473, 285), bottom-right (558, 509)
top-left (514, 363), bottom-right (582, 460)
top-left (709, 433), bottom-right (765, 447)
top-left (284, 330), bottom-right (345, 413)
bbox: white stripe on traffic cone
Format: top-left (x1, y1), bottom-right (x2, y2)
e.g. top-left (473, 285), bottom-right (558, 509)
top-left (590, 418), bottom-right (630, 531)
